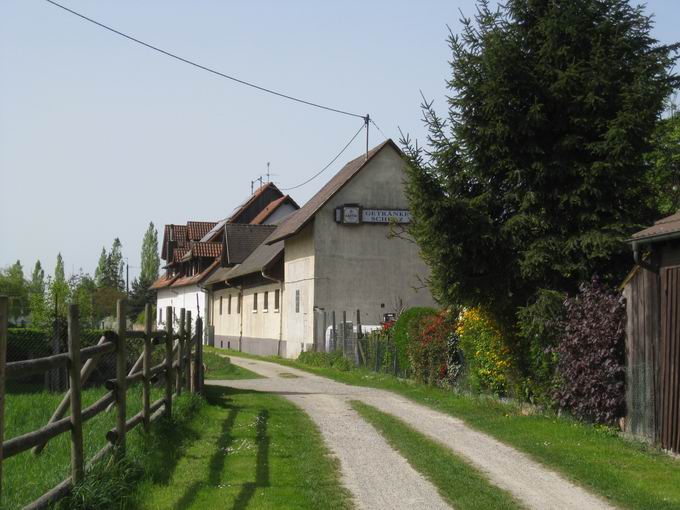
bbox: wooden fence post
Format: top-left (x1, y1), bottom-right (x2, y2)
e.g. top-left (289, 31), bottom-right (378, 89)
top-left (164, 306), bottom-right (173, 418)
top-left (194, 317), bottom-right (203, 394)
top-left (115, 299), bottom-right (127, 456)
top-left (332, 311), bottom-right (337, 352)
top-left (176, 309), bottom-right (185, 395)
top-left (67, 304), bottom-right (84, 484)
top-left (185, 311), bottom-right (192, 392)
top-left (356, 309), bottom-right (363, 365)
top-left (0, 296), bottom-right (8, 504)
top-left (143, 303), bottom-right (152, 432)
top-left (342, 311), bottom-right (347, 357)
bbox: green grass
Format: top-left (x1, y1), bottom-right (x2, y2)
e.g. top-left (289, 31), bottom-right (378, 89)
top-left (351, 400), bottom-right (522, 510)
top-left (131, 385), bottom-right (353, 510)
top-left (2, 382), bottom-right (165, 509)
top-left (215, 347), bottom-right (680, 510)
top-left (203, 350), bottom-right (262, 380)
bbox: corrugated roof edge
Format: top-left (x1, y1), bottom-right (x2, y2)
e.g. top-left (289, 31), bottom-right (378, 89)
top-left (265, 139), bottom-right (402, 245)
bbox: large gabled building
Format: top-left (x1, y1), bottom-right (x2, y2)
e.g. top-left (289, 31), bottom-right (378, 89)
top-left (204, 140), bottom-right (436, 357)
top-left (151, 183), bottom-right (298, 326)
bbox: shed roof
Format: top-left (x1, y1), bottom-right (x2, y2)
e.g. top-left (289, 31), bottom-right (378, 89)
top-left (223, 224), bottom-right (277, 265)
top-left (225, 241), bottom-right (284, 281)
top-left (266, 139), bottom-right (400, 244)
top-left (631, 212), bottom-right (680, 243)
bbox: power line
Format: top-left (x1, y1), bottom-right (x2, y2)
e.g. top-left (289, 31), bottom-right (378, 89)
top-left (44, 0), bottom-right (366, 120)
top-left (280, 122), bottom-right (366, 191)
top-left (370, 118), bottom-right (389, 141)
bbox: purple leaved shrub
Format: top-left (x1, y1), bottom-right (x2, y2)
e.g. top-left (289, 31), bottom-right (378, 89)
top-left (555, 279), bottom-right (626, 424)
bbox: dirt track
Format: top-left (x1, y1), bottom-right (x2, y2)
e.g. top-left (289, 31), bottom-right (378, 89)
top-left (211, 356), bottom-right (616, 510)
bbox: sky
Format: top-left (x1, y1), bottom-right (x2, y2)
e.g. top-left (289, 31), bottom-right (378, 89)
top-left (1, 1), bottom-right (679, 281)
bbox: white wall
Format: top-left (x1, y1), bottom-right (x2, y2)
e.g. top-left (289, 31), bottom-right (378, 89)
top-left (241, 283), bottom-right (283, 341)
top-left (156, 285), bottom-right (207, 329)
top-left (264, 202), bottom-right (297, 224)
top-left (282, 223), bottom-right (315, 355)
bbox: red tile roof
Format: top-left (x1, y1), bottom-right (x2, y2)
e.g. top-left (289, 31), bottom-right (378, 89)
top-left (181, 242), bottom-right (223, 260)
top-left (150, 273), bottom-right (179, 289)
top-left (250, 195), bottom-right (299, 225)
top-left (170, 259), bottom-right (220, 288)
top-left (187, 221), bottom-right (218, 241)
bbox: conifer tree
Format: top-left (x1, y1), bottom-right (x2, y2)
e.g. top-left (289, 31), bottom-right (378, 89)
top-left (402, 0), bottom-right (679, 325)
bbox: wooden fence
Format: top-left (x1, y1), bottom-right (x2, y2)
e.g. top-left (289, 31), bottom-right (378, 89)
top-left (0, 297), bottom-right (204, 509)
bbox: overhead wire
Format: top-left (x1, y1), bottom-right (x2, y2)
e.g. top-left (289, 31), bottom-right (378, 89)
top-left (44, 0), bottom-right (366, 120)
top-left (279, 122), bottom-right (366, 191)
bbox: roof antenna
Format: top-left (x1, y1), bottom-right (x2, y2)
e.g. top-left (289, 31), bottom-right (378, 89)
top-left (266, 162), bottom-right (271, 183)
top-left (365, 114), bottom-right (370, 160)
top-left (251, 180), bottom-right (254, 195)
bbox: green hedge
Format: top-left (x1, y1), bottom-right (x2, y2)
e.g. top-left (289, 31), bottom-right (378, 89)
top-left (392, 307), bottom-right (437, 372)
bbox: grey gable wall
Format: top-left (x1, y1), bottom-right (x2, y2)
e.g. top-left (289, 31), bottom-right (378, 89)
top-left (312, 145), bottom-right (436, 326)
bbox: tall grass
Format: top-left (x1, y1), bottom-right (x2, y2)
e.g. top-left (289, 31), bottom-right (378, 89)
top-left (2, 382), bottom-right (175, 509)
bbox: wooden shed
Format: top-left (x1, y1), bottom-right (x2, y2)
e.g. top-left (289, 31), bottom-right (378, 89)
top-left (625, 212), bottom-right (680, 452)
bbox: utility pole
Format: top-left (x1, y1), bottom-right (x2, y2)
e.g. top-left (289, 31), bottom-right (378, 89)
top-left (365, 114), bottom-right (370, 160)
top-left (126, 260), bottom-right (129, 296)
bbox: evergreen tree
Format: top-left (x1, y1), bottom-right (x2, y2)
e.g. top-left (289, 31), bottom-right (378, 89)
top-left (140, 222), bottom-right (160, 284)
top-left (94, 247), bottom-right (108, 287)
top-left (402, 0), bottom-right (679, 326)
top-left (49, 253), bottom-right (69, 320)
top-left (129, 222), bottom-right (160, 320)
top-left (107, 238), bottom-right (125, 291)
top-left (54, 253), bottom-right (65, 284)
top-left (31, 260), bottom-right (45, 295)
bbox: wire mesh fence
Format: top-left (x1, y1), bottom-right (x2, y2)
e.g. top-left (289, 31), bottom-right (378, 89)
top-left (7, 319), bottom-right (146, 391)
top-left (312, 308), bottom-right (406, 377)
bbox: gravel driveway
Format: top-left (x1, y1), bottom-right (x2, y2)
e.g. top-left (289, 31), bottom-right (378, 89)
top-left (210, 356), bottom-right (616, 510)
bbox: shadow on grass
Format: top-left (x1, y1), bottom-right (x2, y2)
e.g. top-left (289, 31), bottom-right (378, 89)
top-left (233, 409), bottom-right (270, 510)
top-left (142, 409), bottom-right (203, 486)
top-left (171, 386), bottom-right (244, 509)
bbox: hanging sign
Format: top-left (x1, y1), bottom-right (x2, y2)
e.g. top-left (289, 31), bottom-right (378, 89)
top-left (335, 205), bottom-right (411, 225)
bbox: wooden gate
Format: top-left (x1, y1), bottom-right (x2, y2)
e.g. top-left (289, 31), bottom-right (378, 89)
top-left (660, 266), bottom-right (680, 452)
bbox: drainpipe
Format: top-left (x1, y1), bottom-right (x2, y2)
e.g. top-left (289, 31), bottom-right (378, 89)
top-left (262, 263), bottom-right (284, 357)
top-left (632, 241), bottom-right (659, 273)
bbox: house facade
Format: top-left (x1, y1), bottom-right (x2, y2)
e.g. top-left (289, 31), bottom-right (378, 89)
top-left (151, 183), bottom-right (298, 328)
top-left (206, 140), bottom-right (436, 357)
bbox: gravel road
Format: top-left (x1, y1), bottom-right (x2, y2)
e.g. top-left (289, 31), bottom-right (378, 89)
top-left (210, 355), bottom-right (616, 510)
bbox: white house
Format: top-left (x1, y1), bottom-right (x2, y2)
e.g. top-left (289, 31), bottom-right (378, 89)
top-left (205, 140), bottom-right (436, 357)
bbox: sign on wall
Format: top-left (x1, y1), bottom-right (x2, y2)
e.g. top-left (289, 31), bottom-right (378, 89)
top-left (334, 205), bottom-right (411, 225)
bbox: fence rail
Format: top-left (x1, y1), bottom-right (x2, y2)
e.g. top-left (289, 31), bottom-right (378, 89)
top-left (0, 297), bottom-right (204, 509)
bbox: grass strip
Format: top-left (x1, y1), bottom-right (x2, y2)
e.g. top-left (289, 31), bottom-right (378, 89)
top-left (203, 350), bottom-right (262, 380)
top-left (131, 385), bottom-right (353, 510)
top-left (351, 400), bottom-right (523, 510)
top-left (216, 347), bottom-right (680, 510)
top-left (3, 383), bottom-right (167, 509)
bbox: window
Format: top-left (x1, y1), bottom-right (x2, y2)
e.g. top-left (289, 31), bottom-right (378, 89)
top-left (253, 292), bottom-right (258, 312)
top-left (264, 291), bottom-right (269, 312)
top-left (219, 296), bottom-right (223, 315)
top-left (228, 294), bottom-right (232, 314)
top-left (159, 307), bottom-right (163, 324)
top-left (274, 289), bottom-right (280, 311)
top-left (295, 289), bottom-right (300, 313)
top-left (237, 294), bottom-right (241, 314)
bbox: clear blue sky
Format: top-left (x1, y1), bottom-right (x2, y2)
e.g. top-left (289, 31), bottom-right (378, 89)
top-left (1, 1), bottom-right (678, 280)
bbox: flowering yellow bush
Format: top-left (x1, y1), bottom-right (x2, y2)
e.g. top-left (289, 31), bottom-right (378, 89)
top-left (457, 308), bottom-right (512, 395)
